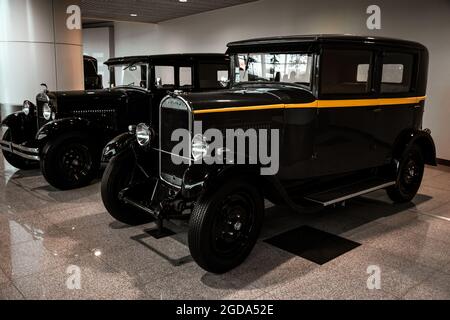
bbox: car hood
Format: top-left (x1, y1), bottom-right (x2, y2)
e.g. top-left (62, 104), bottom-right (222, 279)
top-left (180, 85), bottom-right (316, 113)
top-left (46, 87), bottom-right (148, 112)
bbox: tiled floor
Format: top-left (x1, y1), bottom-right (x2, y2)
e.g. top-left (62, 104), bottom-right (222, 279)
top-left (0, 155), bottom-right (449, 300)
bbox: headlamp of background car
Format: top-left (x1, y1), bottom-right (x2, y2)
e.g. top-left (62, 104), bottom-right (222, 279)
top-left (136, 123), bottom-right (152, 146)
top-left (42, 103), bottom-right (52, 120)
top-left (192, 134), bottom-right (209, 161)
top-left (22, 100), bottom-right (31, 115)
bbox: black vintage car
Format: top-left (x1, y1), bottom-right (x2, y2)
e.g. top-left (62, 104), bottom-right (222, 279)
top-left (0, 54), bottom-right (229, 189)
top-left (101, 35), bottom-right (436, 273)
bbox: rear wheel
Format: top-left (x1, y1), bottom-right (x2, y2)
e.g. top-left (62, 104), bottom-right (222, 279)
top-left (1, 129), bottom-right (39, 170)
top-left (386, 144), bottom-right (424, 203)
top-left (188, 178), bottom-right (264, 274)
top-left (101, 151), bottom-right (154, 226)
top-left (41, 132), bottom-right (100, 190)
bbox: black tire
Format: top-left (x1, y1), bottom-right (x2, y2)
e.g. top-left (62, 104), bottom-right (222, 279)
top-left (101, 151), bottom-right (154, 226)
top-left (386, 144), bottom-right (424, 203)
top-left (188, 178), bottom-right (264, 274)
top-left (41, 132), bottom-right (100, 190)
top-left (1, 129), bottom-right (39, 170)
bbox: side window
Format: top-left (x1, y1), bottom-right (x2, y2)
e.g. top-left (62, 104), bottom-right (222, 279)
top-left (321, 49), bottom-right (373, 95)
top-left (199, 63), bottom-right (229, 89)
top-left (179, 67), bottom-right (193, 88)
top-left (381, 53), bottom-right (414, 93)
top-left (155, 66), bottom-right (175, 88)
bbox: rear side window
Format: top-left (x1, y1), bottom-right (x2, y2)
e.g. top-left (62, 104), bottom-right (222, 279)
top-left (155, 66), bottom-right (175, 88)
top-left (199, 63), bottom-right (229, 89)
top-left (179, 67), bottom-right (193, 88)
top-left (381, 53), bottom-right (414, 93)
top-left (321, 49), bottom-right (373, 94)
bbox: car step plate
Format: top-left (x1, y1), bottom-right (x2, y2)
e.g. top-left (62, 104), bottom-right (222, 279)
top-left (304, 178), bottom-right (395, 207)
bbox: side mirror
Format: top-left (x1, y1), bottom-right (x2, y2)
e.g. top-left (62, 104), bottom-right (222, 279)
top-left (129, 65), bottom-right (137, 72)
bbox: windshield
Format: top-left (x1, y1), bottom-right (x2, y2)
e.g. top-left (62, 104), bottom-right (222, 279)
top-left (234, 53), bottom-right (313, 87)
top-left (110, 63), bottom-right (148, 88)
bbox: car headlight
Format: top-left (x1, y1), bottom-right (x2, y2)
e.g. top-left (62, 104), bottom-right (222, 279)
top-left (136, 123), bottom-right (151, 146)
top-left (22, 100), bottom-right (31, 115)
top-left (42, 103), bottom-right (52, 120)
top-left (192, 134), bottom-right (209, 161)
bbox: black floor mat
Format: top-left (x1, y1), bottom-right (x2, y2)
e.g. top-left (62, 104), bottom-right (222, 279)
top-left (264, 226), bottom-right (361, 265)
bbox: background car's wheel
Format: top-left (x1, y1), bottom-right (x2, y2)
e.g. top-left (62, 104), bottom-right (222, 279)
top-left (101, 151), bottom-right (154, 226)
top-left (41, 132), bottom-right (100, 190)
top-left (1, 129), bottom-right (39, 170)
top-left (386, 144), bottom-right (424, 203)
top-left (188, 178), bottom-right (264, 274)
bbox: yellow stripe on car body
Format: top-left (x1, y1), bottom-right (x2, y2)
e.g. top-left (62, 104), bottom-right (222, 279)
top-left (192, 96), bottom-right (426, 114)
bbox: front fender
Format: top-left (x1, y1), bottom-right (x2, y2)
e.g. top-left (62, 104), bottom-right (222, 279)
top-left (1, 111), bottom-right (37, 142)
top-left (36, 117), bottom-right (96, 143)
top-left (181, 164), bottom-right (261, 199)
top-left (102, 132), bottom-right (135, 163)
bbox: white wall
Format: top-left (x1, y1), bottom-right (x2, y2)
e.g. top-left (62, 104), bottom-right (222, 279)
top-left (113, 0), bottom-right (450, 160)
top-left (83, 27), bottom-right (111, 88)
top-left (0, 0), bottom-right (83, 107)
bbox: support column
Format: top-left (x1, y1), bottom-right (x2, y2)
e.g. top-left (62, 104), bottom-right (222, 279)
top-left (0, 0), bottom-right (83, 120)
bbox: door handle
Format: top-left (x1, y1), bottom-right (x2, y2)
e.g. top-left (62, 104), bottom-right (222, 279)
top-left (373, 108), bottom-right (383, 113)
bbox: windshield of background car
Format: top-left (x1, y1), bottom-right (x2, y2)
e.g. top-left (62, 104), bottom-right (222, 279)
top-left (111, 63), bottom-right (148, 88)
top-left (234, 53), bottom-right (313, 88)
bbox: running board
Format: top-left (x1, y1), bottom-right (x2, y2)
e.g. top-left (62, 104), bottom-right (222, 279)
top-left (304, 178), bottom-right (395, 207)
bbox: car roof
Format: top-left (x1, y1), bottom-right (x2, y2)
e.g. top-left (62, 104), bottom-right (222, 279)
top-left (105, 53), bottom-right (229, 66)
top-left (227, 34), bottom-right (427, 52)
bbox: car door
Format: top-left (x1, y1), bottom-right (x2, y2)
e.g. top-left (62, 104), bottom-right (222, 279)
top-left (372, 50), bottom-right (419, 164)
top-left (313, 45), bottom-right (379, 177)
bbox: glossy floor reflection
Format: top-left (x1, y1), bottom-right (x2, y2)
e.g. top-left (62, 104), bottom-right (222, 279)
top-left (0, 155), bottom-right (449, 300)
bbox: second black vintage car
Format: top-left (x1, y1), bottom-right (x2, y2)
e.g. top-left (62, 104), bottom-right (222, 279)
top-left (101, 35), bottom-right (436, 273)
top-left (0, 54), bottom-right (229, 190)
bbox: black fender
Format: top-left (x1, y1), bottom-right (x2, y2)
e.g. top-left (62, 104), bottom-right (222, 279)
top-left (392, 128), bottom-right (437, 166)
top-left (102, 132), bottom-right (135, 163)
top-left (36, 117), bottom-right (103, 146)
top-left (1, 111), bottom-right (37, 143)
top-left (181, 163), bottom-right (290, 206)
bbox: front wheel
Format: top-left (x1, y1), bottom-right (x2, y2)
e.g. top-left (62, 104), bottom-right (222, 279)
top-left (386, 144), bottom-right (424, 203)
top-left (188, 178), bottom-right (264, 274)
top-left (1, 129), bottom-right (39, 170)
top-left (101, 151), bottom-right (154, 226)
top-left (41, 132), bottom-right (100, 190)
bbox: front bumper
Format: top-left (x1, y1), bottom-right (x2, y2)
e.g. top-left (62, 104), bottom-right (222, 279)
top-left (0, 140), bottom-right (40, 161)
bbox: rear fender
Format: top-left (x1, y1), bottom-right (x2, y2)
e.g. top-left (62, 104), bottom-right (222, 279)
top-left (393, 129), bottom-right (437, 166)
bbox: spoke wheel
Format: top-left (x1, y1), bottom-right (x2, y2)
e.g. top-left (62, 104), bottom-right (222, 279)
top-left (387, 144), bottom-right (424, 203)
top-left (188, 178), bottom-right (264, 274)
top-left (59, 143), bottom-right (93, 183)
top-left (41, 132), bottom-right (100, 190)
top-left (101, 151), bottom-right (155, 226)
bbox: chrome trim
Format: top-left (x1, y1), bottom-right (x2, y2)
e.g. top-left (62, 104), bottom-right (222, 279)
top-left (305, 181), bottom-right (396, 207)
top-left (158, 95), bottom-right (193, 188)
top-left (0, 140), bottom-right (40, 161)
